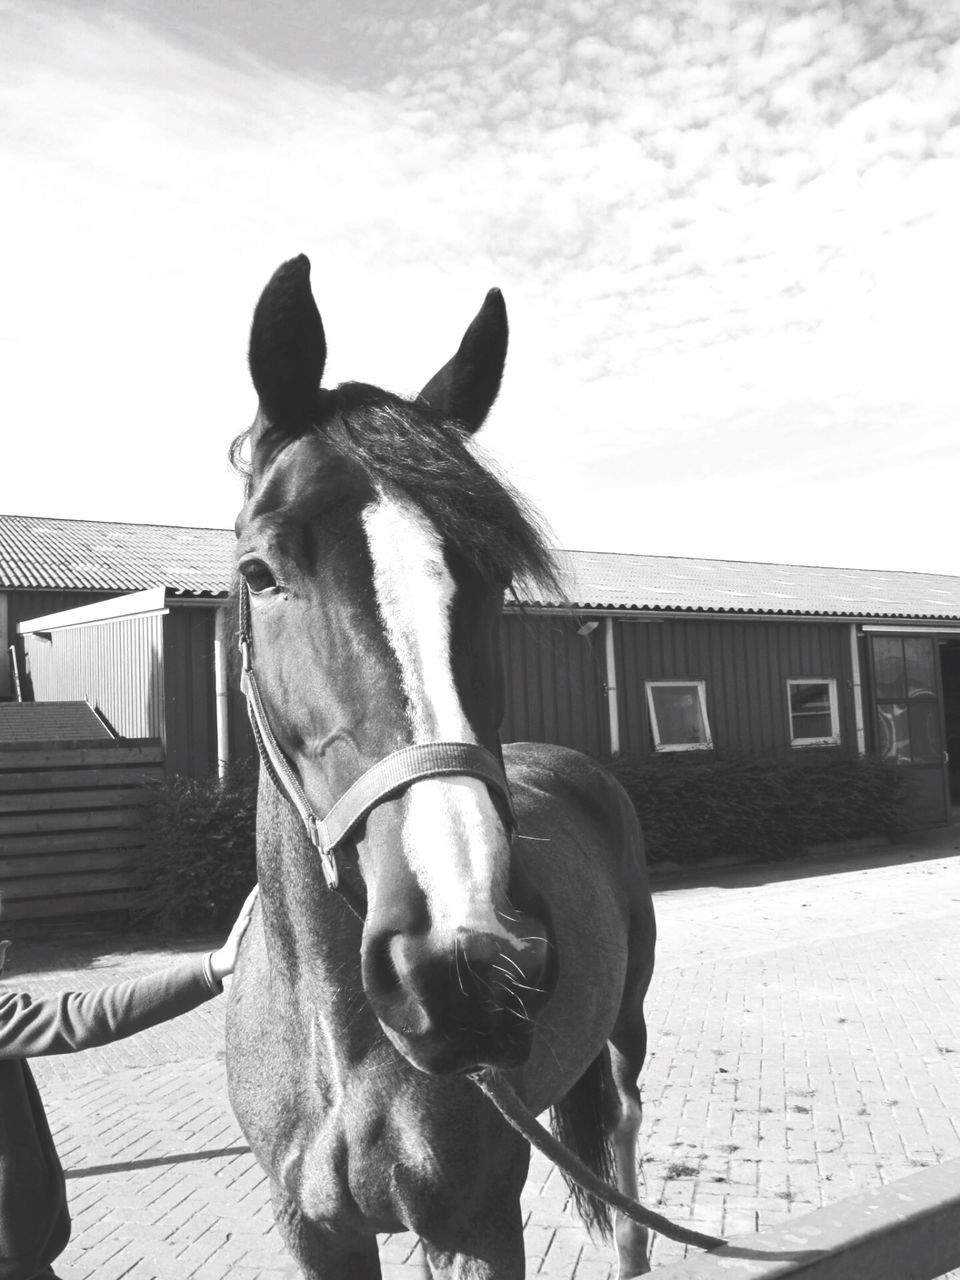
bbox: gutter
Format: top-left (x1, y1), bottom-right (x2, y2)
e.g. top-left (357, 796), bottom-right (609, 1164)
top-left (506, 604), bottom-right (960, 629)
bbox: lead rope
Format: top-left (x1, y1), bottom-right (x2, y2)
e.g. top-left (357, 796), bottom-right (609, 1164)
top-left (470, 1070), bottom-right (726, 1254)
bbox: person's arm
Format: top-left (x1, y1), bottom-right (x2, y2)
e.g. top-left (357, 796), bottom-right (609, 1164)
top-left (0, 885), bottom-right (258, 1059)
top-left (0, 956), bottom-right (218, 1057)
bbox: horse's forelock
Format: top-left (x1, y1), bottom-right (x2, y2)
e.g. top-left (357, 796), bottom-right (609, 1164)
top-left (322, 387), bottom-right (559, 594)
top-left (228, 384), bottom-right (559, 595)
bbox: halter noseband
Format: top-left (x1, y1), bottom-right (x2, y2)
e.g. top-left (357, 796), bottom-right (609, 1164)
top-left (237, 582), bottom-right (516, 900)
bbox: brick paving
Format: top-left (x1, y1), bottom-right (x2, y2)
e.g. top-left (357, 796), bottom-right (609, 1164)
top-left (8, 830), bottom-right (960, 1278)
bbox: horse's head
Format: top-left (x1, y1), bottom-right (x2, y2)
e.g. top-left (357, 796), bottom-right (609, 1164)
top-left (235, 255), bottom-right (558, 1075)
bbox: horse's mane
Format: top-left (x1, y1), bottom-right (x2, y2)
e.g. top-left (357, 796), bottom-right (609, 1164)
top-left (231, 381), bottom-right (560, 596)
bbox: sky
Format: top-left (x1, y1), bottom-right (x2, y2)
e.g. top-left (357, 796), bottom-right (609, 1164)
top-left (2, 0), bottom-right (960, 574)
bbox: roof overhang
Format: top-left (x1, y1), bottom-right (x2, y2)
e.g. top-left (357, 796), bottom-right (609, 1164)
top-left (18, 587), bottom-right (169, 635)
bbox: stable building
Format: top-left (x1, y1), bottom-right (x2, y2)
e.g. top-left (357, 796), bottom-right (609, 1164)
top-left (0, 512), bottom-right (231, 697)
top-left (4, 514), bottom-right (960, 827)
top-left (504, 553), bottom-right (960, 827)
top-left (1, 514), bottom-right (236, 778)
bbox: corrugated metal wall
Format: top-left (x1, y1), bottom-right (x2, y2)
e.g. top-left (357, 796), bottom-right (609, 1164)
top-left (15, 595), bottom-right (253, 781)
top-left (500, 612), bottom-right (609, 756)
top-left (16, 595), bottom-right (859, 776)
top-left (614, 615), bottom-right (855, 759)
top-left (21, 602), bottom-right (239, 780)
top-left (500, 610), bottom-right (856, 762)
top-left (4, 590), bottom-right (118, 700)
top-left (0, 593), bottom-right (8, 697)
top-left (24, 613), bottom-right (166, 740)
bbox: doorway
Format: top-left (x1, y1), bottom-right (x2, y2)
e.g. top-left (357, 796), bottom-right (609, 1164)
top-left (939, 640), bottom-right (960, 808)
top-left (868, 633), bottom-right (949, 826)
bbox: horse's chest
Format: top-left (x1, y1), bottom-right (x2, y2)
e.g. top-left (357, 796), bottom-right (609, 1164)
top-left (279, 1101), bottom-right (401, 1230)
top-left (235, 1045), bottom-right (490, 1237)
top-left (256, 1076), bottom-right (446, 1234)
top-left (226, 934), bottom-right (523, 1236)
top-left (227, 990), bottom-right (415, 1228)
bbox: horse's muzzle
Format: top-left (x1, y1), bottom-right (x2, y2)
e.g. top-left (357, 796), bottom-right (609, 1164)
top-left (361, 917), bottom-right (554, 1075)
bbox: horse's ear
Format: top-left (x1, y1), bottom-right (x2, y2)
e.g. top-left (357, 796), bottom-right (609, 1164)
top-left (248, 254), bottom-right (326, 435)
top-left (418, 289), bottom-right (508, 434)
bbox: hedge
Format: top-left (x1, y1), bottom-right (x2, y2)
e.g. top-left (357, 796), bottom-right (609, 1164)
top-left (136, 764), bottom-right (258, 933)
top-left (603, 753), bottom-right (909, 866)
top-left (134, 753), bottom-right (908, 929)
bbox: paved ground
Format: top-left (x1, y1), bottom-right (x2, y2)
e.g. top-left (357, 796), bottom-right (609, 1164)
top-left (9, 828), bottom-right (960, 1278)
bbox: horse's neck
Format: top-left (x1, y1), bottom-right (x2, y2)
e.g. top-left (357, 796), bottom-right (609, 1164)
top-left (256, 783), bottom-right (373, 1051)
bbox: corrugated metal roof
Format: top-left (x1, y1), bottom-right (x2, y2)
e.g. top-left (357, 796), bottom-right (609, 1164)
top-left (0, 701), bottom-right (113, 743)
top-left (519, 550), bottom-right (960, 621)
top-left (0, 514), bottom-right (233, 595)
top-left (2, 515), bottom-right (959, 622)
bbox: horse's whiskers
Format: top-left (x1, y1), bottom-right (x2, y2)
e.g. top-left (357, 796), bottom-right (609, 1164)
top-left (463, 958), bottom-right (501, 1013)
top-left (454, 941), bottom-right (468, 997)
top-left (492, 985), bottom-right (532, 1023)
top-left (490, 967), bottom-right (535, 1023)
top-left (491, 961), bottom-right (544, 998)
top-left (513, 981), bottom-right (546, 998)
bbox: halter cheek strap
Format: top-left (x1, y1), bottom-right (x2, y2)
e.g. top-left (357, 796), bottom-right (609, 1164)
top-left (237, 583), bottom-right (516, 899)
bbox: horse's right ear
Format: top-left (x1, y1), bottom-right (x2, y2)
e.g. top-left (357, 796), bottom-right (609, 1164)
top-left (418, 289), bottom-right (508, 434)
top-left (248, 255), bottom-right (326, 439)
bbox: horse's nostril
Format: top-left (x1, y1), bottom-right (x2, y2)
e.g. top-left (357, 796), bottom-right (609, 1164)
top-left (360, 910), bottom-right (557, 1074)
top-left (362, 930), bottom-right (403, 1001)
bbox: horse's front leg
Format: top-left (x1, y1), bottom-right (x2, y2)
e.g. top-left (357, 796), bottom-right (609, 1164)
top-left (420, 1195), bottom-right (525, 1279)
top-left (271, 1184), bottom-right (383, 1280)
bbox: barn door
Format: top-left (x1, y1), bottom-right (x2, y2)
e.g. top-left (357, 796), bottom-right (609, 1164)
top-left (868, 634), bottom-right (949, 826)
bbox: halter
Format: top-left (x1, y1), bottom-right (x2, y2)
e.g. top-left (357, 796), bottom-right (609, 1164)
top-left (237, 582), bottom-right (517, 907)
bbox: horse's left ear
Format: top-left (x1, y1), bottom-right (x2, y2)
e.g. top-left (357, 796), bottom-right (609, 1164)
top-left (418, 289), bottom-right (508, 434)
top-left (248, 254), bottom-right (326, 442)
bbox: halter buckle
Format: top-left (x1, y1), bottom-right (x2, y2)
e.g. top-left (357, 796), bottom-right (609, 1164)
top-left (308, 816), bottom-right (340, 889)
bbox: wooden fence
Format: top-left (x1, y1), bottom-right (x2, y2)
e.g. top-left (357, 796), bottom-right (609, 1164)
top-left (653, 1155), bottom-right (960, 1279)
top-left (0, 739), bottom-right (164, 930)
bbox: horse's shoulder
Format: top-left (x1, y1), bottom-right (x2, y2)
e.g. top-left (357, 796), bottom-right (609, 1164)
top-left (503, 741), bottom-right (636, 835)
top-left (503, 741), bottom-right (618, 794)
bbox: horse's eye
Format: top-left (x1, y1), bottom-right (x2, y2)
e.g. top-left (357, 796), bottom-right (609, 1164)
top-left (240, 559), bottom-right (279, 595)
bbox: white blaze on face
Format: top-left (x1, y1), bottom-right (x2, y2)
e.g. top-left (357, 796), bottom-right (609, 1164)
top-left (362, 490), bottom-right (512, 941)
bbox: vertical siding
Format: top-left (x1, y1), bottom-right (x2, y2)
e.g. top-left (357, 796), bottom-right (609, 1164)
top-left (162, 608), bottom-right (218, 778)
top-left (23, 613), bottom-right (165, 739)
top-left (0, 592), bottom-right (8, 697)
top-left (17, 597), bottom-right (245, 781)
top-left (616, 615), bottom-right (855, 761)
top-left (5, 590), bottom-right (119, 701)
top-left (501, 612), bottom-right (608, 756)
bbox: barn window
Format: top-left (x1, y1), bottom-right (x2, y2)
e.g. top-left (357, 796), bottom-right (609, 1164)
top-left (646, 681), bottom-right (712, 751)
top-left (787, 678), bottom-right (840, 746)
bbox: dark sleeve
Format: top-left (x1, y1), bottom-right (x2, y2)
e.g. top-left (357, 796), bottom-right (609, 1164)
top-left (0, 955), bottom-right (221, 1058)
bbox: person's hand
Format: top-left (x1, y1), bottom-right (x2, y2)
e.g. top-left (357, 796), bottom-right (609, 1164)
top-left (209, 885), bottom-right (259, 982)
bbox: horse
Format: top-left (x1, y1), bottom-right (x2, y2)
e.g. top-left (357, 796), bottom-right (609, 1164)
top-left (225, 255), bottom-right (657, 1279)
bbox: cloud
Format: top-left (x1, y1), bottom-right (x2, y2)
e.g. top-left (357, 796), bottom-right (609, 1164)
top-left (2, 0), bottom-right (960, 574)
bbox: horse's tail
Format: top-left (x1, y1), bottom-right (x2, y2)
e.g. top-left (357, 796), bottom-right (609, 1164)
top-left (549, 1047), bottom-right (617, 1239)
